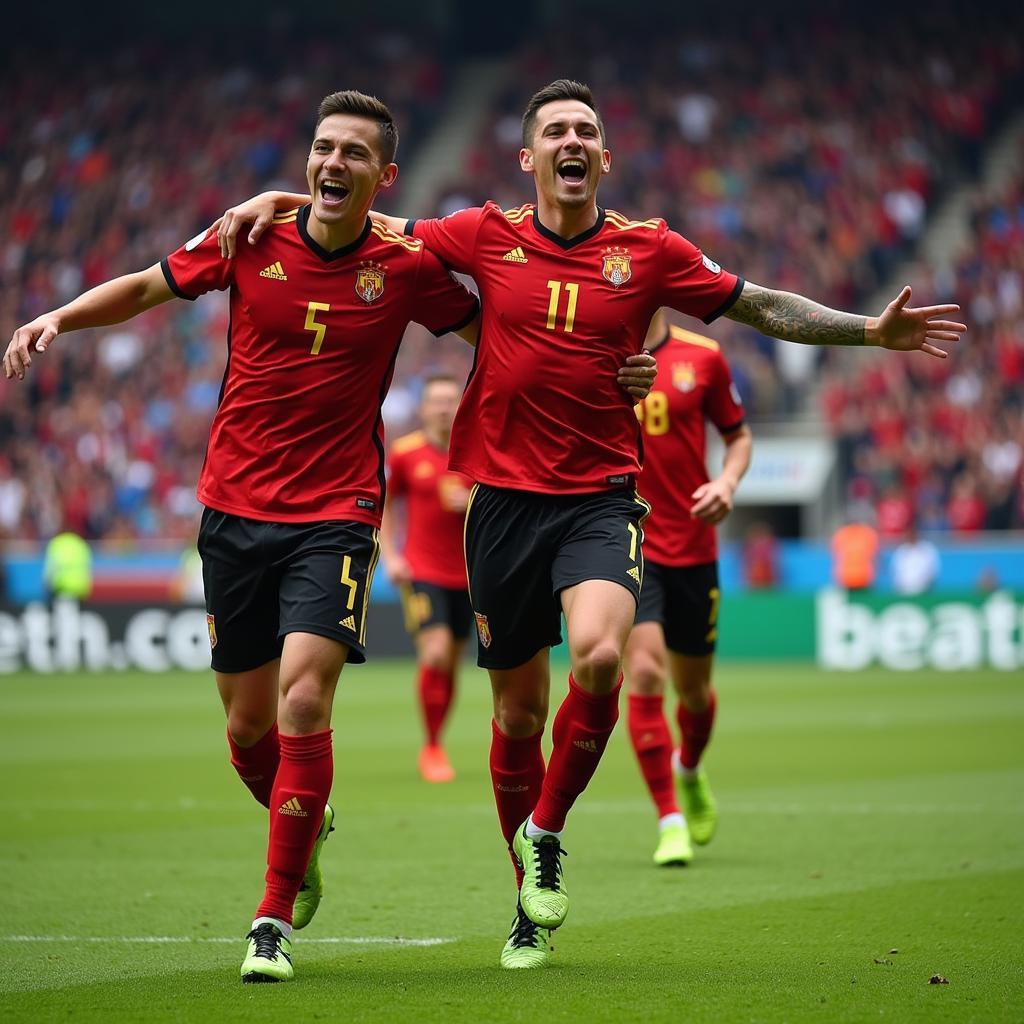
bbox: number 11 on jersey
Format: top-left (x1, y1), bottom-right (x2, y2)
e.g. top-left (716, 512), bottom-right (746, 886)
top-left (546, 281), bottom-right (579, 333)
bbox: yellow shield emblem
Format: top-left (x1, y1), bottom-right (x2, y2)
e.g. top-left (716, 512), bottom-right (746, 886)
top-left (474, 612), bottom-right (492, 649)
top-left (601, 246), bottom-right (632, 288)
top-left (673, 361), bottom-right (697, 393)
top-left (355, 261), bottom-right (386, 304)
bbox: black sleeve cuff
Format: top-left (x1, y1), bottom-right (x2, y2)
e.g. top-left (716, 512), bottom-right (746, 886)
top-left (719, 419), bottom-right (746, 437)
top-left (405, 219), bottom-right (417, 236)
top-left (702, 276), bottom-right (744, 324)
top-left (431, 298), bottom-right (480, 338)
top-left (160, 258), bottom-right (197, 301)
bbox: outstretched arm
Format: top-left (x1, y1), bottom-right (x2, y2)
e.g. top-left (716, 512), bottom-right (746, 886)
top-left (4, 265), bottom-right (173, 380)
top-left (216, 191), bottom-right (409, 257)
top-left (725, 282), bottom-right (965, 358)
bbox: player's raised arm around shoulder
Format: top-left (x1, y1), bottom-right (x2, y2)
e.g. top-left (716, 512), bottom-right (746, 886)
top-left (725, 281), bottom-right (966, 358)
top-left (215, 191), bottom-right (412, 256)
top-left (4, 264), bottom-right (173, 381)
top-left (217, 191), bottom-right (311, 257)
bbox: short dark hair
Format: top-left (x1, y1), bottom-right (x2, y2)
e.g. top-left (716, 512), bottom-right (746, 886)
top-left (316, 90), bottom-right (399, 164)
top-left (521, 79), bottom-right (605, 148)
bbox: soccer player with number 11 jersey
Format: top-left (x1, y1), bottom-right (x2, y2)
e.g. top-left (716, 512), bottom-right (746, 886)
top-left (221, 78), bottom-right (966, 970)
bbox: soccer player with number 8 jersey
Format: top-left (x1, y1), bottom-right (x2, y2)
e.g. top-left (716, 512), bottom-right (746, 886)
top-left (219, 77), bottom-right (966, 970)
top-left (627, 310), bottom-right (752, 867)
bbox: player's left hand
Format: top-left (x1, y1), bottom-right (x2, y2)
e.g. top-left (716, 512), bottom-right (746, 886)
top-left (870, 286), bottom-right (966, 358)
top-left (690, 478), bottom-right (735, 524)
top-left (618, 350), bottom-right (657, 399)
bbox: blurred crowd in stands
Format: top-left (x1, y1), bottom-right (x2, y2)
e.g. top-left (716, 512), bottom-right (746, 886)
top-left (821, 178), bottom-right (1024, 533)
top-left (0, 9), bottom-right (1022, 544)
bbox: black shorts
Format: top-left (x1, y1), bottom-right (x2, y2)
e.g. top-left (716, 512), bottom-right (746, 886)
top-left (400, 580), bottom-right (473, 641)
top-left (197, 508), bottom-right (381, 673)
top-left (464, 483), bottom-right (650, 670)
top-left (635, 559), bottom-right (720, 657)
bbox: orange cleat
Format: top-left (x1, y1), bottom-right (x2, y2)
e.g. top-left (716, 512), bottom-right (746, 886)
top-left (418, 744), bottom-right (455, 783)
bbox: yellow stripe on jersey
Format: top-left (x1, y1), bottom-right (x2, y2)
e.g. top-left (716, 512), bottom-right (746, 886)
top-left (272, 207), bottom-right (301, 223)
top-left (502, 205), bottom-right (534, 223)
top-left (358, 530), bottom-right (382, 646)
top-left (605, 210), bottom-right (660, 231)
top-left (371, 222), bottom-right (421, 251)
top-left (669, 325), bottom-right (720, 351)
top-left (390, 429), bottom-right (426, 456)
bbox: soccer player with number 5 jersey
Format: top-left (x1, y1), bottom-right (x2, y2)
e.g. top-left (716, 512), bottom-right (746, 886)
top-left (219, 77), bottom-right (966, 970)
top-left (4, 91), bottom-right (484, 984)
top-left (627, 310), bottom-right (752, 867)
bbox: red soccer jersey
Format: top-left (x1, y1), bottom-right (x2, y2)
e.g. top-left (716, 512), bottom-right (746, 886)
top-left (409, 203), bottom-right (742, 494)
top-left (161, 207), bottom-right (478, 526)
top-left (635, 325), bottom-right (745, 567)
top-left (387, 430), bottom-right (473, 590)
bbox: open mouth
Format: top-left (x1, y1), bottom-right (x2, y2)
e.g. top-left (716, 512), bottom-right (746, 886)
top-left (319, 179), bottom-right (350, 206)
top-left (556, 159), bottom-right (587, 185)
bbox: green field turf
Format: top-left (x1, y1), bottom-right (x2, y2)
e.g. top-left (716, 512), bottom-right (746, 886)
top-left (1, 661), bottom-right (1022, 1023)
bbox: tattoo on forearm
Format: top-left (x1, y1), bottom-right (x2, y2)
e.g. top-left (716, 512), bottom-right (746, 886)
top-left (726, 283), bottom-right (866, 346)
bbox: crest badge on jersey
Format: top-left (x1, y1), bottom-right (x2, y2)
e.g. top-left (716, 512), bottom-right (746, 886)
top-left (206, 613), bottom-right (218, 650)
top-left (355, 261), bottom-right (386, 303)
top-left (673, 361), bottom-right (697, 393)
top-left (601, 246), bottom-right (632, 288)
top-left (474, 612), bottom-right (492, 649)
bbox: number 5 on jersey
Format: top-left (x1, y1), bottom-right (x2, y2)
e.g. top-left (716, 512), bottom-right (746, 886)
top-left (305, 301), bottom-right (331, 355)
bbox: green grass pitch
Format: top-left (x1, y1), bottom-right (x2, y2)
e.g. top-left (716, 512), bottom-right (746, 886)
top-left (2, 660), bottom-right (1022, 1022)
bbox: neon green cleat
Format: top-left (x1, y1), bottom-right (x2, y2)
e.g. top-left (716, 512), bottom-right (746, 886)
top-left (240, 923), bottom-right (293, 983)
top-left (512, 821), bottom-right (569, 929)
top-left (680, 766), bottom-right (718, 845)
top-left (653, 822), bottom-right (693, 866)
top-left (500, 901), bottom-right (554, 969)
top-left (292, 802), bottom-right (334, 930)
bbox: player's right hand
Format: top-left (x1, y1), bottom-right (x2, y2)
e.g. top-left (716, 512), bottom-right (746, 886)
top-left (385, 555), bottom-right (413, 586)
top-left (4, 315), bottom-right (59, 381)
top-left (216, 193), bottom-right (280, 258)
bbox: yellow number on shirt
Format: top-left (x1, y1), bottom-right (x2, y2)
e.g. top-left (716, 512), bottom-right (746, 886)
top-left (545, 281), bottom-right (580, 333)
top-left (705, 587), bottom-right (720, 643)
top-left (340, 555), bottom-right (359, 611)
top-left (305, 301), bottom-right (331, 355)
top-left (637, 390), bottom-right (670, 436)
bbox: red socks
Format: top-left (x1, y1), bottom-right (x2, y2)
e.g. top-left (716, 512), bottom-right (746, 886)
top-left (677, 689), bottom-right (717, 771)
top-left (255, 729), bottom-right (334, 925)
top-left (418, 665), bottom-right (455, 746)
top-left (531, 674), bottom-right (621, 834)
top-left (627, 693), bottom-right (679, 818)
top-left (489, 720), bottom-right (545, 887)
top-left (227, 723), bottom-right (280, 809)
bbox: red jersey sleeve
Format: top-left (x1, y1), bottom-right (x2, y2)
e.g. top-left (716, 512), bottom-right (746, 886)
top-left (160, 226), bottom-right (234, 299)
top-left (407, 206), bottom-right (487, 275)
top-left (705, 349), bottom-right (746, 435)
top-left (657, 226), bottom-right (744, 324)
top-left (413, 247), bottom-right (480, 336)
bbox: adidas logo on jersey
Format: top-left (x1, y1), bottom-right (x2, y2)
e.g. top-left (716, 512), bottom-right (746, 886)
top-left (339, 615), bottom-right (356, 631)
top-left (628, 566), bottom-right (641, 583)
top-left (259, 261), bottom-right (288, 280)
top-left (502, 247), bottom-right (529, 264)
top-left (278, 797), bottom-right (308, 817)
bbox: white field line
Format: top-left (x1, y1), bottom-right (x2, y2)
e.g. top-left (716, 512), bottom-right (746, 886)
top-left (5, 934), bottom-right (452, 947)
